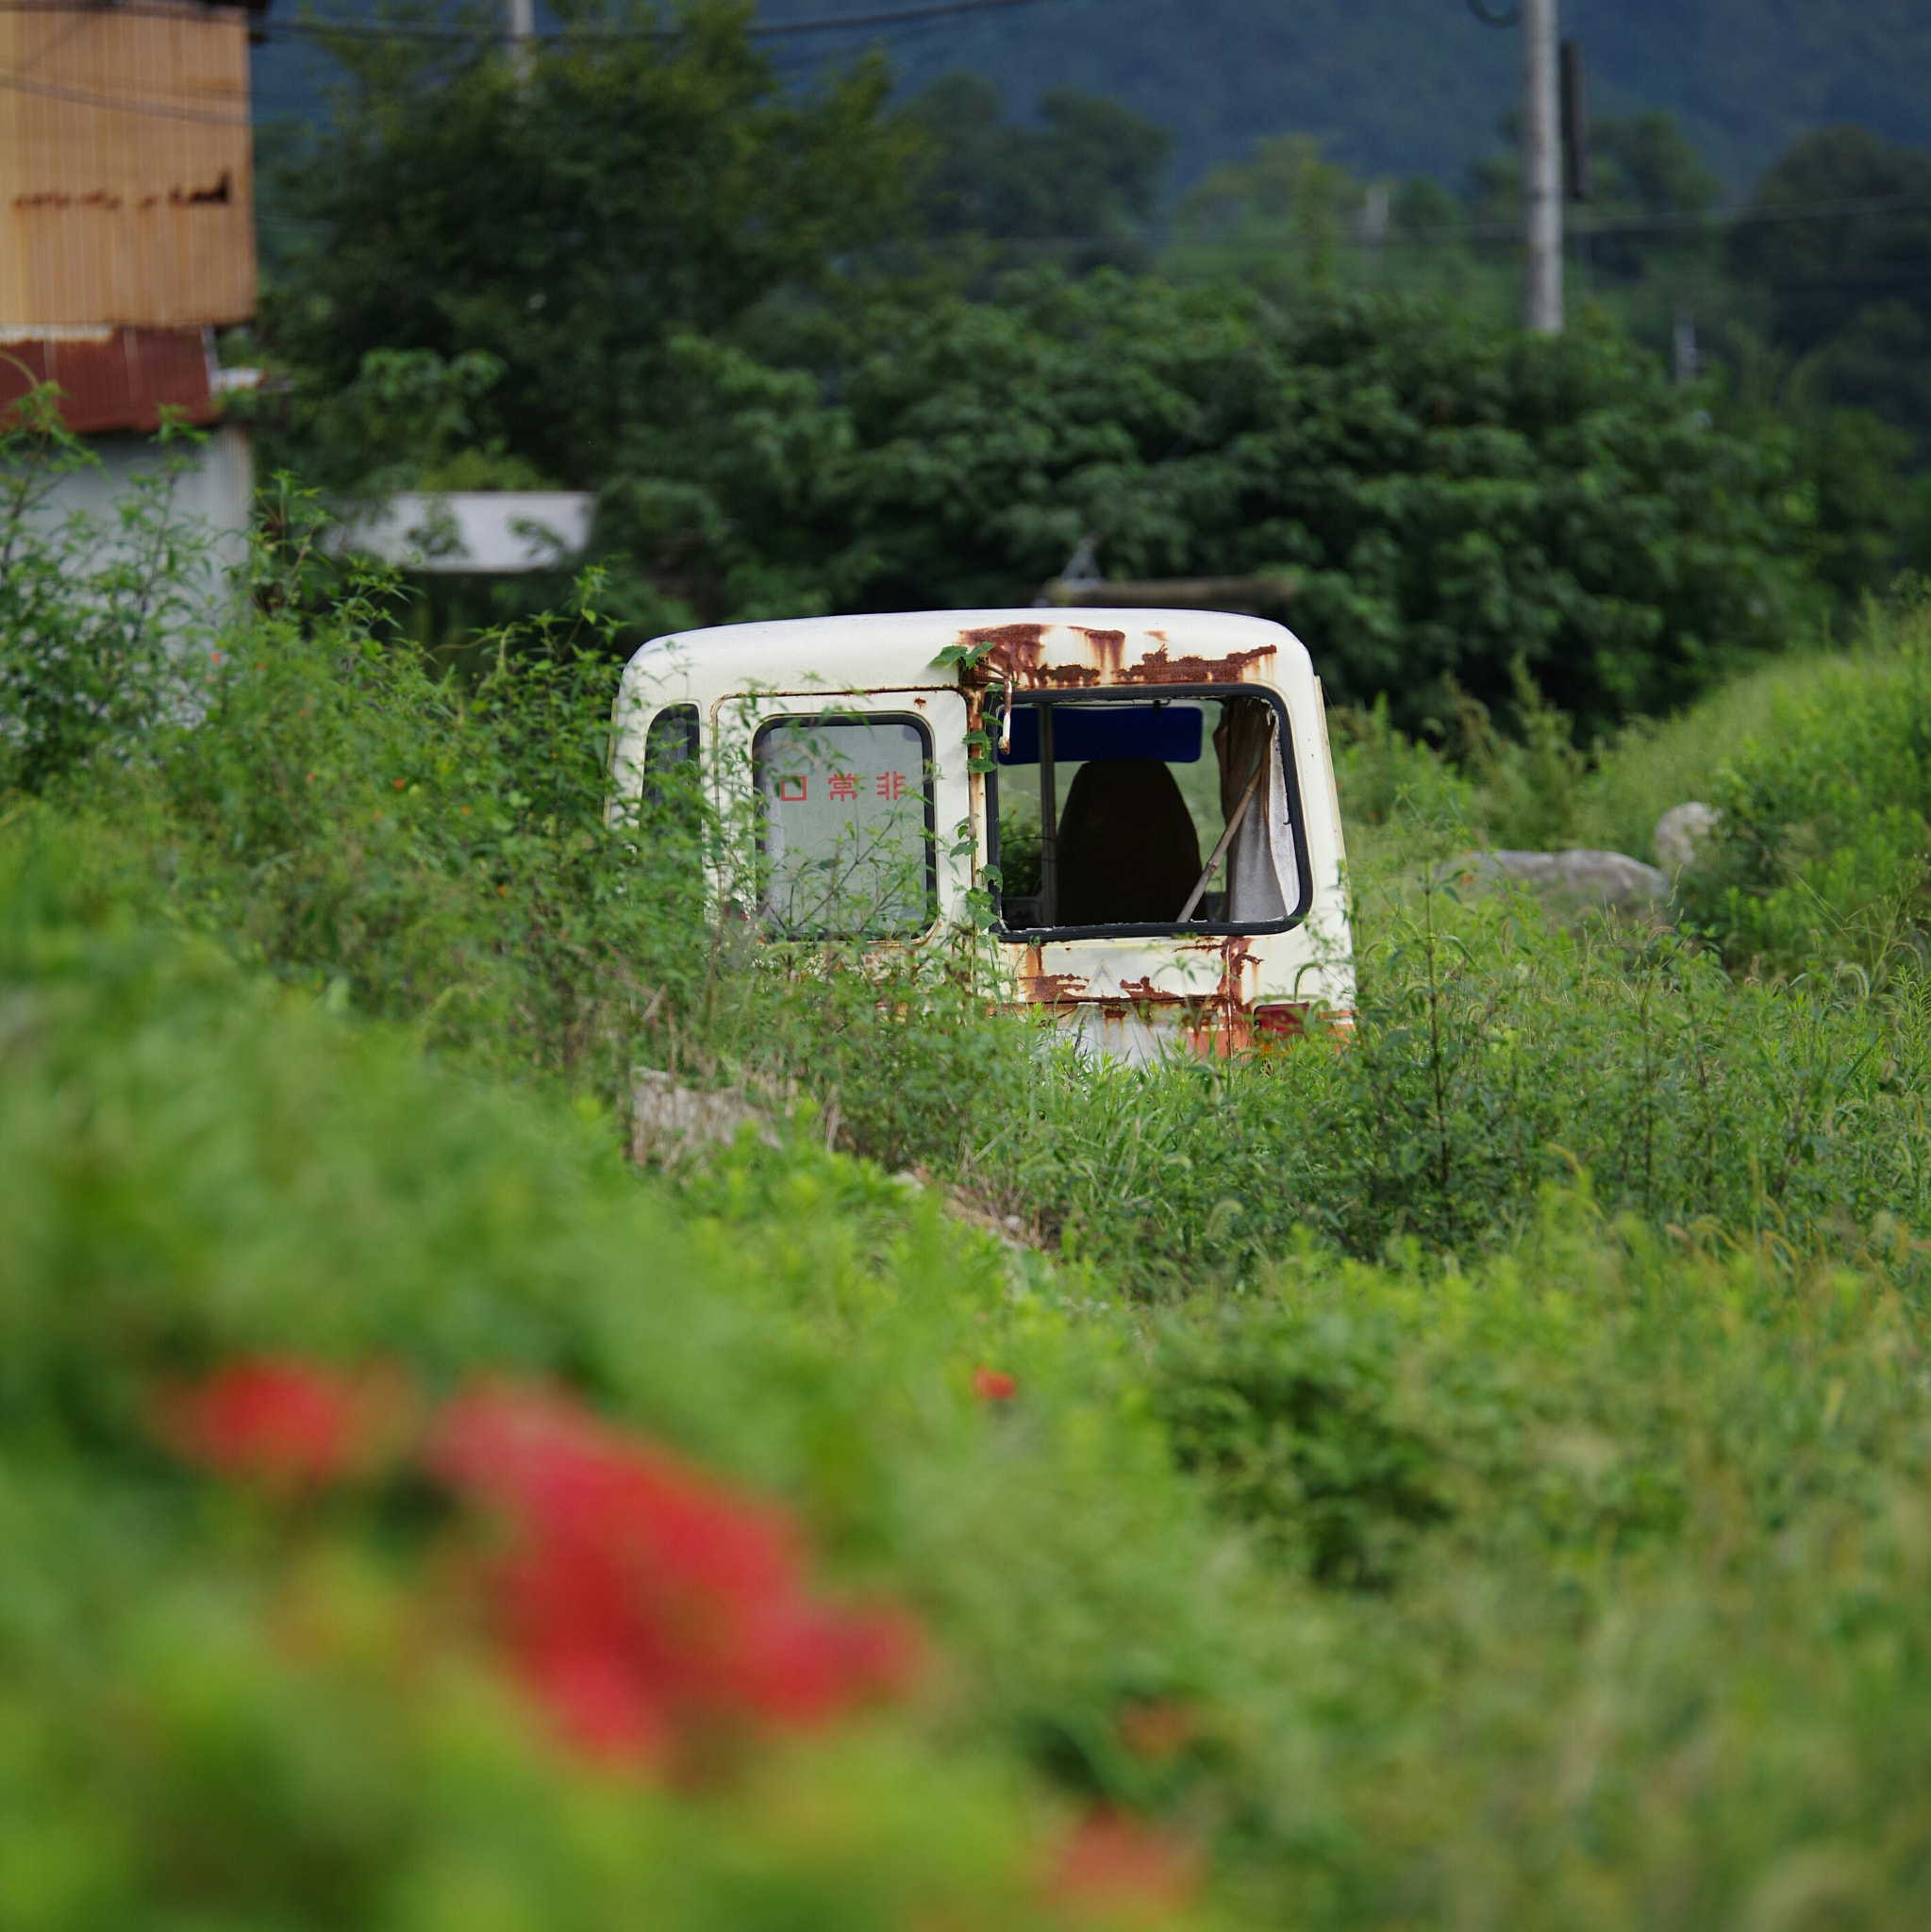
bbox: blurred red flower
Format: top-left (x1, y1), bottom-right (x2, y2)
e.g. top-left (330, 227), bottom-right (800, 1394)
top-left (972, 1367), bottom-right (1018, 1403)
top-left (1118, 1698), bottom-right (1197, 1762)
top-left (160, 1357), bottom-right (379, 1490)
top-left (1047, 1808), bottom-right (1201, 1921)
top-left (426, 1385), bottom-right (922, 1762)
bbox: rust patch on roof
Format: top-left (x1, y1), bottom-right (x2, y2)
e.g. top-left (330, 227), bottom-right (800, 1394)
top-left (955, 622), bottom-right (1275, 693)
top-left (958, 623), bottom-right (1046, 690)
top-left (1115, 644), bottom-right (1277, 687)
top-left (962, 621), bottom-right (1048, 657)
top-left (1072, 627), bottom-right (1127, 672)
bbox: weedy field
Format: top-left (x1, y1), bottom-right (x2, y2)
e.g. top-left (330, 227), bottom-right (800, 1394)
top-left (9, 406), bottom-right (1931, 1928)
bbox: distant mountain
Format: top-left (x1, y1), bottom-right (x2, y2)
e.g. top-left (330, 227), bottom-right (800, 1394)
top-left (251, 0), bottom-right (1931, 203)
top-left (753, 0), bottom-right (1931, 196)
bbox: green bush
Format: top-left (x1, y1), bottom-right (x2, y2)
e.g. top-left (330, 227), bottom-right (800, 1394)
top-left (617, 277), bottom-right (1823, 740)
top-left (1679, 585), bottom-right (1931, 976)
top-left (0, 397), bottom-right (219, 795)
top-left (0, 427), bottom-right (1004, 1137)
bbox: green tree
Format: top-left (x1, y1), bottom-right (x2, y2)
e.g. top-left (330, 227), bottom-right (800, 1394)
top-left (1587, 110), bottom-right (1722, 282)
top-left (608, 274), bottom-right (1821, 738)
top-left (902, 72), bottom-right (1169, 240)
top-left (1172, 135), bottom-right (1364, 286)
top-left (1728, 126), bottom-right (1931, 455)
top-left (265, 0), bottom-right (918, 491)
top-left (900, 72), bottom-right (1171, 269)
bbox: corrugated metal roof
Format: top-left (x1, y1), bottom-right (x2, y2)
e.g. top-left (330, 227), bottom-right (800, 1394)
top-left (0, 326), bottom-right (217, 435)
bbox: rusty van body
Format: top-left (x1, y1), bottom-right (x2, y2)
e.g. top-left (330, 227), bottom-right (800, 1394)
top-left (610, 609), bottom-right (1355, 1059)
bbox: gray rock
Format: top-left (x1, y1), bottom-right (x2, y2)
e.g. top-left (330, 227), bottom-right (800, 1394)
top-left (1461, 847), bottom-right (1673, 914)
top-left (630, 1069), bottom-right (778, 1167)
top-left (1655, 802), bottom-right (1720, 874)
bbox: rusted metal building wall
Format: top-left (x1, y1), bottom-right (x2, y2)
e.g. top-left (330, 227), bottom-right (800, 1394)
top-left (0, 0), bottom-right (255, 328)
top-left (0, 325), bottom-right (219, 429)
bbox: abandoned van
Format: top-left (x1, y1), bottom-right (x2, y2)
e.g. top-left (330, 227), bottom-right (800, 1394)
top-left (610, 608), bottom-right (1356, 1058)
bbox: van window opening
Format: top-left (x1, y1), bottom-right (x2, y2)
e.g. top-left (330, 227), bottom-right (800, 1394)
top-left (753, 713), bottom-right (938, 939)
top-left (636, 702), bottom-right (706, 836)
top-left (644, 704), bottom-right (700, 774)
top-left (992, 691), bottom-right (1307, 938)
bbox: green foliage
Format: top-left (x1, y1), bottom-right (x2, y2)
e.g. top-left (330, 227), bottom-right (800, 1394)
top-left (1467, 109), bottom-right (1723, 286)
top-left (261, 1), bottom-right (1910, 710)
top-left (851, 0), bottom-right (1931, 207)
top-left (967, 888), bottom-right (1931, 1289)
top-left (0, 461), bottom-right (1002, 1152)
top-left (1781, 404), bottom-right (1920, 603)
top-left (1678, 586), bottom-right (1931, 975)
top-left (629, 274), bottom-right (1815, 737)
top-left (903, 73), bottom-right (1171, 263)
top-left (0, 820), bottom-right (1212, 1932)
top-left (1172, 135), bottom-right (1364, 286)
top-left (297, 346), bottom-right (550, 495)
top-left (1154, 1296), bottom-right (1450, 1587)
top-left (23, 808), bottom-right (1931, 1927)
top-left (0, 394), bottom-right (219, 794)
top-left (265, 0), bottom-right (918, 490)
top-left (25, 437), bottom-right (1931, 1925)
top-left (1442, 658), bottom-right (1590, 852)
top-left (132, 546), bottom-right (699, 1097)
top-left (1584, 112), bottom-right (1724, 282)
top-left (1729, 125), bottom-right (1931, 457)
top-left (1325, 694), bottom-right (1473, 837)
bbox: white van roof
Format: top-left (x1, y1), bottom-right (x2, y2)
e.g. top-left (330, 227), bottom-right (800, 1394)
top-left (622, 608), bottom-right (1313, 700)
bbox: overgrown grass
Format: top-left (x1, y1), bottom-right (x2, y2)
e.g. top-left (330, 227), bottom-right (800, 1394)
top-left (1676, 586), bottom-right (1931, 977)
top-left (1329, 588), bottom-right (1931, 891)
top-left (17, 411), bottom-right (1931, 1925)
top-left (14, 817), bottom-right (1931, 1928)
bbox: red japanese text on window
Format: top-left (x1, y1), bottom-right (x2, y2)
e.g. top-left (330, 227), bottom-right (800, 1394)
top-left (875, 772), bottom-right (907, 801)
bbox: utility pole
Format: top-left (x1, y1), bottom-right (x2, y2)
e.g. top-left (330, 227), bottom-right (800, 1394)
top-left (1521, 0), bottom-right (1563, 333)
top-left (506, 0), bottom-right (533, 77)
top-left (1362, 182), bottom-right (1390, 280)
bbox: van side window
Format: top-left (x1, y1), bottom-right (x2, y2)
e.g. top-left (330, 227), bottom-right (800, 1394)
top-left (644, 704), bottom-right (699, 778)
top-left (993, 693), bottom-right (1307, 937)
top-left (639, 703), bottom-right (702, 824)
top-left (754, 715), bottom-right (936, 938)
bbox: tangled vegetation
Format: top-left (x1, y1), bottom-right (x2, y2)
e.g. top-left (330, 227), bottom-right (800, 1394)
top-left (13, 393), bottom-right (1931, 1926)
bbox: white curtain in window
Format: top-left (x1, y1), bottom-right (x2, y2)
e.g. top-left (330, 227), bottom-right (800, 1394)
top-left (1214, 700), bottom-right (1301, 923)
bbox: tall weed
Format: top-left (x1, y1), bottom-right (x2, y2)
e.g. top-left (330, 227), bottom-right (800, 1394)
top-left (967, 876), bottom-right (1931, 1290)
top-left (0, 391), bottom-right (220, 792)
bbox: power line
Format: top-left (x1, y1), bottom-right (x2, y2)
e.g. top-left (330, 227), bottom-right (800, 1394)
top-left (0, 63), bottom-right (251, 122)
top-left (0, 0), bottom-right (1060, 124)
top-left (749, 0), bottom-right (1056, 35)
top-left (267, 0), bottom-right (1061, 46)
top-left (1147, 189), bottom-right (1931, 252)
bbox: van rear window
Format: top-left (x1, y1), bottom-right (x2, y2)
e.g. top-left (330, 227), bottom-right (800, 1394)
top-left (754, 715), bottom-right (937, 938)
top-left (992, 691), bottom-right (1307, 938)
